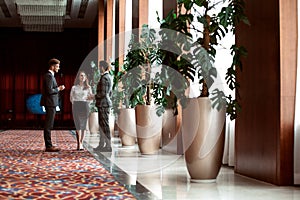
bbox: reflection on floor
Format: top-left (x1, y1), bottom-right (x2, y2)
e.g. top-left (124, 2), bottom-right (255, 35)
top-left (84, 132), bottom-right (300, 200)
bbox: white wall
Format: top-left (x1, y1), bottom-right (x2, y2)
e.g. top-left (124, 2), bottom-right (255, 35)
top-left (148, 0), bottom-right (163, 28)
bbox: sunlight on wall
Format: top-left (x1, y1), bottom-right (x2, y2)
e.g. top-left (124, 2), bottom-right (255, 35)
top-left (148, 0), bottom-right (163, 28)
top-left (123, 0), bottom-right (133, 56)
top-left (190, 0), bottom-right (234, 99)
top-left (294, 0), bottom-right (300, 185)
top-left (122, 0), bottom-right (162, 60)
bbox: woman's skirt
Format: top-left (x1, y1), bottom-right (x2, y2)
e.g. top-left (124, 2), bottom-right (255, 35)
top-left (72, 101), bottom-right (89, 130)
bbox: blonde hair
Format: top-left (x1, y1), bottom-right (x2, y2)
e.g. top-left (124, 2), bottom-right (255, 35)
top-left (75, 71), bottom-right (90, 90)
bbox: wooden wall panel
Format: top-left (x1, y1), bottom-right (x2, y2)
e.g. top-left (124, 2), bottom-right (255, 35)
top-left (98, 0), bottom-right (105, 60)
top-left (163, 0), bottom-right (177, 18)
top-left (278, 0), bottom-right (297, 185)
top-left (139, 0), bottom-right (148, 28)
top-left (98, 0), bottom-right (114, 61)
top-left (132, 0), bottom-right (139, 29)
top-left (235, 0), bottom-right (296, 185)
top-left (118, 0), bottom-right (126, 66)
top-left (106, 0), bottom-right (114, 60)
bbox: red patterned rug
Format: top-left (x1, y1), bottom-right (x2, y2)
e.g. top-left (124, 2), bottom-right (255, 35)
top-left (0, 130), bottom-right (136, 199)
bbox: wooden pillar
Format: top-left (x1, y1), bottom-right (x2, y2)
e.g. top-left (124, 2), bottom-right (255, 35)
top-left (117, 0), bottom-right (126, 68)
top-left (98, 0), bottom-right (113, 62)
top-left (132, 0), bottom-right (139, 29)
top-left (235, 0), bottom-right (296, 185)
top-left (163, 0), bottom-right (177, 18)
top-left (139, 0), bottom-right (148, 27)
top-left (98, 0), bottom-right (105, 60)
top-left (106, 0), bottom-right (114, 61)
top-left (278, 0), bottom-right (297, 185)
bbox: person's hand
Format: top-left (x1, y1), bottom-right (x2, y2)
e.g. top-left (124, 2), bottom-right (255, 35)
top-left (59, 85), bottom-right (65, 91)
top-left (86, 94), bottom-right (95, 100)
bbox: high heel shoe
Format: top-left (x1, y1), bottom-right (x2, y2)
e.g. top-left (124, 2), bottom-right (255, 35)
top-left (79, 144), bottom-right (84, 150)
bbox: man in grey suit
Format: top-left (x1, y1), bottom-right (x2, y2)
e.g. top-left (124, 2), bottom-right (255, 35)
top-left (94, 60), bottom-right (112, 152)
top-left (40, 58), bottom-right (65, 152)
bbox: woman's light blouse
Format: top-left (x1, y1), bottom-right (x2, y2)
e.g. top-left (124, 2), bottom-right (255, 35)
top-left (70, 85), bottom-right (92, 103)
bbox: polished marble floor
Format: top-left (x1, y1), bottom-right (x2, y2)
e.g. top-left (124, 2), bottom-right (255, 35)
top-left (83, 132), bottom-right (300, 200)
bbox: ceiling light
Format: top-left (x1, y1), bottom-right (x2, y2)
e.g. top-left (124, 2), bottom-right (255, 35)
top-left (15, 0), bottom-right (67, 32)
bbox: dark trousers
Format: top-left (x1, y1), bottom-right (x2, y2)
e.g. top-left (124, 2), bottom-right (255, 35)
top-left (44, 106), bottom-right (56, 148)
top-left (97, 107), bottom-right (111, 147)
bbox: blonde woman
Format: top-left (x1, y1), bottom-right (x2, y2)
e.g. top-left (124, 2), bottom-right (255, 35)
top-left (70, 71), bottom-right (93, 150)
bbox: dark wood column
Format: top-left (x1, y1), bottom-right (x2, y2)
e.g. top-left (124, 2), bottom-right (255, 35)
top-left (98, 0), bottom-right (105, 60)
top-left (235, 0), bottom-right (296, 185)
top-left (132, 0), bottom-right (139, 29)
top-left (139, 0), bottom-right (148, 27)
top-left (106, 0), bottom-right (113, 60)
top-left (163, 0), bottom-right (177, 18)
top-left (98, 0), bottom-right (113, 61)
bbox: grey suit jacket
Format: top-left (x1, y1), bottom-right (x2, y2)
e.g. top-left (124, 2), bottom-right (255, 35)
top-left (40, 71), bottom-right (60, 107)
top-left (96, 72), bottom-right (112, 108)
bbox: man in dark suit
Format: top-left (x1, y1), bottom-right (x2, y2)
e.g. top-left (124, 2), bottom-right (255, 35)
top-left (40, 58), bottom-right (65, 152)
top-left (94, 60), bottom-right (112, 152)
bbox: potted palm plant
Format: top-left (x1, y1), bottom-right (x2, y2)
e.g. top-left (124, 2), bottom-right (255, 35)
top-left (111, 59), bottom-right (137, 147)
top-left (115, 25), bottom-right (171, 154)
top-left (88, 60), bottom-right (101, 134)
top-left (157, 0), bottom-right (249, 182)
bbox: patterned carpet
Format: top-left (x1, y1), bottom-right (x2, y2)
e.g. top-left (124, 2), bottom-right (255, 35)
top-left (0, 130), bottom-right (136, 200)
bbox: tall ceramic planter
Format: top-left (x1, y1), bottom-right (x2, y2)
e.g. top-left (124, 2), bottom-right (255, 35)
top-left (88, 112), bottom-right (99, 134)
top-left (162, 108), bottom-right (183, 154)
top-left (109, 113), bottom-right (115, 138)
top-left (88, 111), bottom-right (114, 137)
top-left (182, 97), bottom-right (225, 182)
top-left (117, 108), bottom-right (136, 146)
top-left (135, 105), bottom-right (162, 155)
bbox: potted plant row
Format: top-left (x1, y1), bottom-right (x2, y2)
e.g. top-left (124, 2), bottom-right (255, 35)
top-left (112, 26), bottom-right (169, 155)
top-left (111, 58), bottom-right (137, 147)
top-left (110, 0), bottom-right (248, 181)
top-left (88, 60), bottom-right (100, 134)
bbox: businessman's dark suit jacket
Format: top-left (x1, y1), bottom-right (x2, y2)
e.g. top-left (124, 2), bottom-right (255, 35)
top-left (96, 72), bottom-right (112, 142)
top-left (95, 73), bottom-right (112, 108)
top-left (40, 71), bottom-right (59, 107)
top-left (40, 71), bottom-right (60, 148)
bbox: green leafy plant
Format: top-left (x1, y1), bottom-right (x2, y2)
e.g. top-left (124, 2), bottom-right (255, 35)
top-left (110, 59), bottom-right (137, 115)
top-left (89, 60), bottom-right (101, 113)
top-left (158, 0), bottom-right (249, 120)
top-left (112, 25), bottom-right (170, 116)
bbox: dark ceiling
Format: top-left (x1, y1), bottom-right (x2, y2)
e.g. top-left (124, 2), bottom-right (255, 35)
top-left (0, 0), bottom-right (98, 31)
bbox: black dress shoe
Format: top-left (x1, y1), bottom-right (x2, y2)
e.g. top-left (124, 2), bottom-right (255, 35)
top-left (93, 146), bottom-right (112, 152)
top-left (45, 146), bottom-right (61, 152)
top-left (102, 147), bottom-right (112, 152)
top-left (93, 146), bottom-right (102, 152)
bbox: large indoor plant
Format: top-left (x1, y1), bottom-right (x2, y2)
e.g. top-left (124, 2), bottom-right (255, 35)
top-left (115, 25), bottom-right (171, 154)
top-left (88, 60), bottom-right (101, 134)
top-left (159, 0), bottom-right (249, 118)
top-left (157, 0), bottom-right (249, 181)
top-left (111, 58), bottom-right (137, 147)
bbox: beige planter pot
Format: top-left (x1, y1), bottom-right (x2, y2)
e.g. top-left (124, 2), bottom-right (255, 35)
top-left (182, 97), bottom-right (225, 182)
top-left (88, 112), bottom-right (115, 137)
top-left (117, 108), bottom-right (136, 146)
top-left (109, 113), bottom-right (115, 138)
top-left (88, 112), bottom-right (99, 134)
top-left (162, 108), bottom-right (183, 154)
top-left (135, 105), bottom-right (162, 155)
